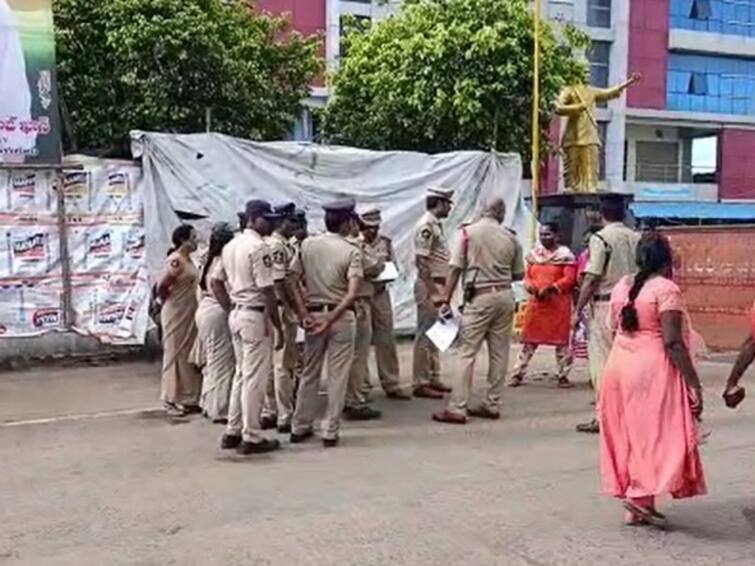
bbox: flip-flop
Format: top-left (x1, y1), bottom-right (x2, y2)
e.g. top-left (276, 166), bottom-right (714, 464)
top-left (557, 377), bottom-right (574, 389)
top-left (623, 510), bottom-right (649, 527)
top-left (508, 377), bottom-right (524, 388)
top-left (623, 501), bottom-right (667, 529)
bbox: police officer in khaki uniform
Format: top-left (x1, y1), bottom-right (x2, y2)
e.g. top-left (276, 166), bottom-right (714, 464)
top-left (574, 194), bottom-right (640, 433)
top-left (432, 198), bottom-right (523, 424)
top-left (292, 208), bottom-right (308, 246)
top-left (211, 200), bottom-right (283, 455)
top-left (361, 209), bottom-right (410, 399)
top-left (260, 202), bottom-right (299, 433)
top-left (413, 187), bottom-right (454, 399)
top-left (290, 208), bottom-right (308, 394)
top-left (288, 198), bottom-right (364, 447)
top-left (343, 213), bottom-right (385, 420)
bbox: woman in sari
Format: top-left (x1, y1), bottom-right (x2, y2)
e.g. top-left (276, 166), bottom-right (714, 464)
top-left (157, 225), bottom-right (202, 417)
top-left (510, 222), bottom-right (577, 388)
top-left (191, 223), bottom-right (236, 423)
top-left (599, 232), bottom-right (706, 528)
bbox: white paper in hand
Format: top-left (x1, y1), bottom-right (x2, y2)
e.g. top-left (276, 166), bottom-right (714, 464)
top-left (425, 316), bottom-right (460, 352)
top-left (295, 326), bottom-right (306, 344)
top-left (373, 261), bottom-right (399, 283)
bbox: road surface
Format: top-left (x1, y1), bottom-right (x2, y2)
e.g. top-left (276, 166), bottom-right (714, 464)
top-left (1, 345), bottom-right (754, 565)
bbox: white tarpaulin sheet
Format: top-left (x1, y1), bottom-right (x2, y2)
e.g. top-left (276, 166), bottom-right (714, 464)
top-left (132, 132), bottom-right (532, 332)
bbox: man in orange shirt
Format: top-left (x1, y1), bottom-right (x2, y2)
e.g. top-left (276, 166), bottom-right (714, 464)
top-left (509, 222), bottom-right (577, 388)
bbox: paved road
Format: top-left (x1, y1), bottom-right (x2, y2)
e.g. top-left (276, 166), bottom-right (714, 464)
top-left (1, 346), bottom-right (755, 565)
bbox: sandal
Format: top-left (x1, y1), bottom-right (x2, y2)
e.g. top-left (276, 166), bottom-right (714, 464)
top-left (557, 377), bottom-right (574, 389)
top-left (623, 501), bottom-right (667, 529)
top-left (164, 402), bottom-right (188, 417)
top-left (623, 510), bottom-right (648, 527)
top-left (508, 376), bottom-right (525, 388)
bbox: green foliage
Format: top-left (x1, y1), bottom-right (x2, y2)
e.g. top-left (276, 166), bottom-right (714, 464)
top-left (54, 0), bottom-right (321, 155)
top-left (322, 0), bottom-right (588, 157)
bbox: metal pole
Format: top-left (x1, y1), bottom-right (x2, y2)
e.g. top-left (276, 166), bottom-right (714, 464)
top-left (530, 0), bottom-right (541, 246)
top-left (54, 170), bottom-right (74, 330)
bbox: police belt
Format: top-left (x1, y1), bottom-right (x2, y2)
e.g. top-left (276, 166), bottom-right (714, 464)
top-left (232, 304), bottom-right (266, 313)
top-left (471, 284), bottom-right (511, 297)
top-left (308, 304), bottom-right (355, 313)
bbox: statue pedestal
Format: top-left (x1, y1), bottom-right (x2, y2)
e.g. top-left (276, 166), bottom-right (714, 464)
top-left (536, 192), bottom-right (634, 250)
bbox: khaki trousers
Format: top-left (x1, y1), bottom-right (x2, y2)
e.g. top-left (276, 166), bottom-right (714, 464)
top-left (588, 301), bottom-right (613, 396)
top-left (346, 299), bottom-right (371, 408)
top-left (226, 309), bottom-right (272, 442)
top-left (370, 288), bottom-right (401, 393)
top-left (413, 280), bottom-right (442, 387)
top-left (448, 290), bottom-right (515, 415)
top-left (292, 310), bottom-right (356, 440)
top-left (262, 310), bottom-right (298, 427)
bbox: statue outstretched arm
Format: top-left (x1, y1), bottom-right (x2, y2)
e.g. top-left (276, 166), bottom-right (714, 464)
top-left (594, 72), bottom-right (642, 102)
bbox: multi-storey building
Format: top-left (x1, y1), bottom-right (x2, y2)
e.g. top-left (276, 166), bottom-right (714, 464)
top-left (258, 0), bottom-right (755, 201)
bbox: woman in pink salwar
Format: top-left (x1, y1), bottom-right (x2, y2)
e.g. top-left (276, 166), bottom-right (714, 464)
top-left (599, 232), bottom-right (706, 528)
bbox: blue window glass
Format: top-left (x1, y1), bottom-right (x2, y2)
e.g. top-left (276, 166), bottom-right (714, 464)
top-left (672, 0), bottom-right (755, 37)
top-left (666, 52), bottom-right (755, 115)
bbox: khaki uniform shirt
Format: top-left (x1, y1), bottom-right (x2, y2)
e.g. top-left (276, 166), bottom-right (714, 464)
top-left (290, 232), bottom-right (363, 306)
top-left (449, 217), bottom-right (524, 287)
top-left (415, 211), bottom-right (450, 279)
top-left (585, 222), bottom-right (641, 296)
top-left (557, 84), bottom-right (624, 148)
top-left (349, 235), bottom-right (385, 299)
top-left (214, 229), bottom-right (274, 307)
top-left (266, 231), bottom-right (295, 283)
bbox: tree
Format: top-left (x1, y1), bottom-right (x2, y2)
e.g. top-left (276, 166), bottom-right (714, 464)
top-left (54, 0), bottom-right (321, 155)
top-left (322, 0), bottom-right (588, 158)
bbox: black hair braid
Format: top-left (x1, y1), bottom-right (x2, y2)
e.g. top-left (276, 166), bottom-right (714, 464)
top-left (620, 270), bottom-right (652, 332)
top-left (200, 229), bottom-right (234, 291)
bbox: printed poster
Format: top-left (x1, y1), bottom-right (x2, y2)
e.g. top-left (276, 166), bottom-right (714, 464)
top-left (0, 169), bottom-right (55, 213)
top-left (0, 276), bottom-right (63, 336)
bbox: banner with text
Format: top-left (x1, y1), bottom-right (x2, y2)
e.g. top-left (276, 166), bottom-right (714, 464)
top-left (1, 0), bottom-right (61, 163)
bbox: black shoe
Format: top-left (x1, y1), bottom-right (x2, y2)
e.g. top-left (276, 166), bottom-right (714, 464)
top-left (385, 389), bottom-right (412, 400)
top-left (323, 437), bottom-right (339, 448)
top-left (290, 430), bottom-right (314, 444)
top-left (343, 405), bottom-right (382, 421)
top-left (576, 419), bottom-right (600, 434)
top-left (277, 423), bottom-right (292, 434)
top-left (220, 434), bottom-right (242, 450)
top-left (260, 415), bottom-right (278, 430)
top-left (236, 438), bottom-right (281, 455)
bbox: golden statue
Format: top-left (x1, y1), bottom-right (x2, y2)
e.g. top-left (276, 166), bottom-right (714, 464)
top-left (555, 72), bottom-right (641, 193)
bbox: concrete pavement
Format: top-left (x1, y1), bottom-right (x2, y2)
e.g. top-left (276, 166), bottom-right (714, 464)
top-left (1, 345), bottom-right (755, 565)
